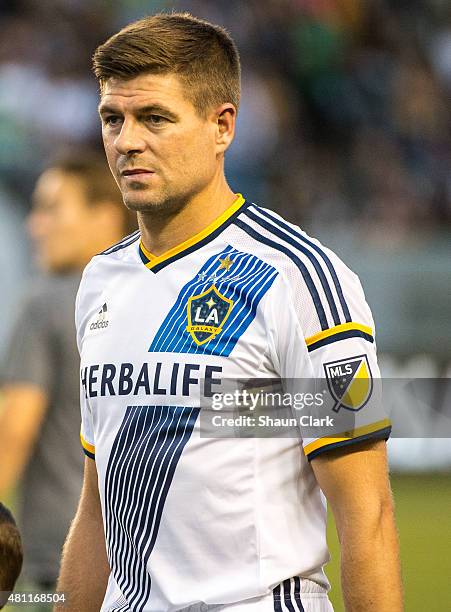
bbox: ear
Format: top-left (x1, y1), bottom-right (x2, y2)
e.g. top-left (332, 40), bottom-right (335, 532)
top-left (213, 103), bottom-right (237, 154)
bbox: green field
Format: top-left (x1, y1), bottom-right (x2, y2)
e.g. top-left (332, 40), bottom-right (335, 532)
top-left (326, 473), bottom-right (451, 611)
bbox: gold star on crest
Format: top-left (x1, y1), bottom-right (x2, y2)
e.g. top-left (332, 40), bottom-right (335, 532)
top-left (206, 297), bottom-right (216, 309)
top-left (219, 255), bottom-right (233, 271)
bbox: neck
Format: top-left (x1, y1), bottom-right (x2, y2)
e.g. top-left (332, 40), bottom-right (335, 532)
top-left (138, 175), bottom-right (237, 257)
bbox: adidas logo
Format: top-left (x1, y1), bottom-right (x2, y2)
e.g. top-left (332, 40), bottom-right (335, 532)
top-left (90, 303), bottom-right (109, 330)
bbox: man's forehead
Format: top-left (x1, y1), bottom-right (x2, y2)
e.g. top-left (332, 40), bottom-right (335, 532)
top-left (99, 72), bottom-right (189, 108)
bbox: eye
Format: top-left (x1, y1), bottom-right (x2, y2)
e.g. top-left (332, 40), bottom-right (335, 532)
top-left (146, 115), bottom-right (167, 125)
top-left (103, 115), bottom-right (122, 127)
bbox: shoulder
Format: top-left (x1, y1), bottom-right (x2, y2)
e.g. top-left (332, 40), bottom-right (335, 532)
top-left (234, 202), bottom-right (370, 338)
top-left (75, 231), bottom-right (140, 329)
top-left (97, 229), bottom-right (141, 257)
top-left (235, 202), bottom-right (357, 281)
top-left (79, 230), bottom-right (141, 286)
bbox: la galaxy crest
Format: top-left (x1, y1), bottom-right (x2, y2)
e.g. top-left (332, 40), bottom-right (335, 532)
top-left (186, 285), bottom-right (233, 346)
top-left (324, 355), bottom-right (373, 412)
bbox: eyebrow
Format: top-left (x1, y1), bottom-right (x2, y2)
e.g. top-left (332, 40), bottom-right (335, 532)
top-left (98, 104), bottom-right (179, 122)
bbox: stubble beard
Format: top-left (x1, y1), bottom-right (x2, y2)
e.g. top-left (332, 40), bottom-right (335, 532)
top-left (122, 182), bottom-right (199, 221)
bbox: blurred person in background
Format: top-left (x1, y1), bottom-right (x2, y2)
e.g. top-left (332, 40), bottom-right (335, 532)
top-left (0, 151), bottom-right (136, 603)
top-left (0, 502), bottom-right (23, 610)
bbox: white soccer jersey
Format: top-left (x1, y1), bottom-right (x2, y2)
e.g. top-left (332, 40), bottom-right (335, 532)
top-left (76, 194), bottom-right (391, 612)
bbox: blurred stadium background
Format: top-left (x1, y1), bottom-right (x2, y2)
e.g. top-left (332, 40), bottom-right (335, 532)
top-left (0, 1), bottom-right (450, 610)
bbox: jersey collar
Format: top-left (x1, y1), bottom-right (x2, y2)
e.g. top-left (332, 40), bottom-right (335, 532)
top-left (139, 194), bottom-right (246, 273)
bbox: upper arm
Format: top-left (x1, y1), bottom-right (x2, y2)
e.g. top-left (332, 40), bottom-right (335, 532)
top-left (76, 263), bottom-right (98, 461)
top-left (310, 439), bottom-right (393, 537)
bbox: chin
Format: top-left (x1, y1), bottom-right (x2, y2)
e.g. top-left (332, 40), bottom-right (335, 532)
top-left (124, 197), bottom-right (165, 213)
top-left (124, 192), bottom-right (185, 216)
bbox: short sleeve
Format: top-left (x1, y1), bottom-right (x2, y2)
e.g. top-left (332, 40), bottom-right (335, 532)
top-left (271, 258), bottom-right (391, 462)
top-left (303, 314), bottom-right (391, 461)
top-left (1, 284), bottom-right (54, 392)
top-left (75, 268), bottom-right (96, 460)
top-left (79, 371), bottom-right (95, 460)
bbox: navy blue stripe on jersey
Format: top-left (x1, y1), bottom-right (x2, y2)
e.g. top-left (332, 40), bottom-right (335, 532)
top-left (283, 579), bottom-right (297, 612)
top-left (307, 425), bottom-right (392, 461)
top-left (272, 584), bottom-right (283, 612)
top-left (293, 577), bottom-right (305, 612)
top-left (244, 208), bottom-right (341, 326)
top-left (273, 578), bottom-right (305, 612)
top-left (250, 205), bottom-right (352, 323)
top-left (99, 230), bottom-right (140, 255)
top-left (234, 218), bottom-right (329, 330)
top-left (307, 329), bottom-right (374, 352)
top-left (104, 405), bottom-right (198, 612)
top-left (149, 246), bottom-right (277, 356)
top-left (147, 201), bottom-right (250, 273)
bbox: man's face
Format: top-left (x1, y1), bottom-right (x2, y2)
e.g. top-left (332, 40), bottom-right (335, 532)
top-left (28, 169), bottom-right (95, 272)
top-left (99, 72), bottom-right (223, 214)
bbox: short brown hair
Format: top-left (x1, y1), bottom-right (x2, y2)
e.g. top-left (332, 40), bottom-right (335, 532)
top-left (51, 150), bottom-right (137, 234)
top-left (93, 12), bottom-right (241, 117)
top-left (0, 503), bottom-right (23, 607)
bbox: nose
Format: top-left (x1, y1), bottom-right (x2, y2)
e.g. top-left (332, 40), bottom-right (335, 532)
top-left (114, 118), bottom-right (147, 156)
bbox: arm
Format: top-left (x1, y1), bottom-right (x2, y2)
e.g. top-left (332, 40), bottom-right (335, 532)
top-left (311, 439), bottom-right (403, 612)
top-left (55, 458), bottom-right (110, 612)
top-left (0, 284), bottom-right (56, 498)
top-left (0, 385), bottom-right (48, 497)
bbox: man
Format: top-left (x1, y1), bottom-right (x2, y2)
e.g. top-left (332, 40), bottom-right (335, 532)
top-left (57, 13), bottom-right (403, 612)
top-left (0, 502), bottom-right (23, 609)
top-left (0, 152), bottom-right (136, 596)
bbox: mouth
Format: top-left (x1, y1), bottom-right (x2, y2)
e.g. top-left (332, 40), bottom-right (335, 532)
top-left (121, 168), bottom-right (154, 177)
